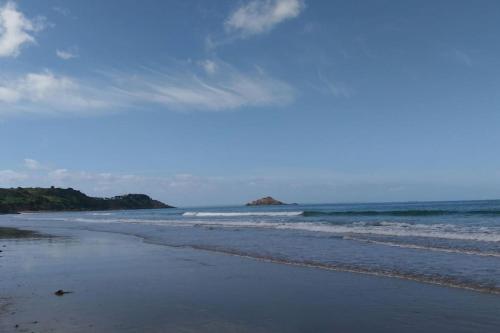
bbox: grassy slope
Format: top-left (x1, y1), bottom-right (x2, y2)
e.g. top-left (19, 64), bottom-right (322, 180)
top-left (0, 187), bottom-right (172, 214)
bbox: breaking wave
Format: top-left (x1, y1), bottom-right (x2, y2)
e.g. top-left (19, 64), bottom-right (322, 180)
top-left (182, 211), bottom-right (303, 217)
top-left (273, 221), bottom-right (500, 242)
top-left (342, 236), bottom-right (500, 257)
top-left (184, 209), bottom-right (500, 218)
top-left (302, 209), bottom-right (500, 217)
top-left (23, 215), bottom-right (500, 243)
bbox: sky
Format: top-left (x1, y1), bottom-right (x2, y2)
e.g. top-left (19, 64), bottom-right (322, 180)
top-left (1, 0), bottom-right (500, 206)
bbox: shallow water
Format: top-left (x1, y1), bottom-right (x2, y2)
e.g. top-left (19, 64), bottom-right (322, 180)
top-left (1, 228), bottom-right (500, 332)
top-left (2, 200), bottom-right (500, 293)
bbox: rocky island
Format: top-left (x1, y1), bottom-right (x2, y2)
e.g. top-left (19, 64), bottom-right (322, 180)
top-left (246, 196), bottom-right (285, 206)
top-left (0, 187), bottom-right (173, 214)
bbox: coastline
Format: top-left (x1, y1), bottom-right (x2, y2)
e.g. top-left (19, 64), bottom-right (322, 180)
top-left (0, 207), bottom-right (170, 215)
top-left (1, 225), bottom-right (499, 332)
top-left (0, 187), bottom-right (172, 215)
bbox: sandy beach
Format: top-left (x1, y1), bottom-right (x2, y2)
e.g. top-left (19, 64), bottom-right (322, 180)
top-left (1, 224), bottom-right (499, 333)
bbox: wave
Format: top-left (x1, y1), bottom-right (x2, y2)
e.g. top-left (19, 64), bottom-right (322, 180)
top-left (182, 211), bottom-right (303, 217)
top-left (183, 209), bottom-right (500, 218)
top-left (342, 236), bottom-right (500, 257)
top-left (102, 217), bottom-right (500, 243)
top-left (273, 221), bottom-right (500, 242)
top-left (163, 244), bottom-right (500, 295)
top-left (303, 209), bottom-right (500, 217)
top-left (167, 220), bottom-right (500, 242)
top-left (16, 214), bottom-right (500, 242)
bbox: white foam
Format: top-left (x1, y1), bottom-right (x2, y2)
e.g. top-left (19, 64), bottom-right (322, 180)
top-left (272, 222), bottom-right (500, 242)
top-left (17, 214), bottom-right (500, 243)
top-left (165, 219), bottom-right (500, 242)
top-left (343, 236), bottom-right (500, 257)
top-left (182, 211), bottom-right (303, 217)
top-left (143, 218), bottom-right (500, 242)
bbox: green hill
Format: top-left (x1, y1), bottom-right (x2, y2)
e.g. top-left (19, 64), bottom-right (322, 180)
top-left (0, 187), bottom-right (173, 214)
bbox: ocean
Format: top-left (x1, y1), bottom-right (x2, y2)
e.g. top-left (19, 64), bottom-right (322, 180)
top-left (3, 200), bottom-right (500, 294)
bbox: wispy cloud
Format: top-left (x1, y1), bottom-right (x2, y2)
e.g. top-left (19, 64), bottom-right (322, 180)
top-left (0, 1), bottom-right (45, 57)
top-left (316, 70), bottom-right (353, 98)
top-left (225, 0), bottom-right (305, 37)
top-left (108, 60), bottom-right (294, 111)
top-left (23, 158), bottom-right (43, 170)
top-left (198, 59), bottom-right (217, 74)
top-left (451, 49), bottom-right (473, 67)
top-left (56, 48), bottom-right (78, 60)
top-left (52, 6), bottom-right (71, 17)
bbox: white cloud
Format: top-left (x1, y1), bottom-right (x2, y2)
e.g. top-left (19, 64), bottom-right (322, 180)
top-left (0, 70), bottom-right (118, 116)
top-left (56, 49), bottom-right (78, 60)
top-left (23, 158), bottom-right (42, 170)
top-left (52, 6), bottom-right (71, 17)
top-left (0, 1), bottom-right (44, 57)
top-left (0, 169), bottom-right (28, 185)
top-left (225, 0), bottom-right (304, 36)
top-left (198, 59), bottom-right (217, 74)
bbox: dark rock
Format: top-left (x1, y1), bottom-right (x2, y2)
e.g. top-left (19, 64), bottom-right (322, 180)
top-left (246, 196), bottom-right (285, 206)
top-left (54, 289), bottom-right (72, 296)
top-left (0, 227), bottom-right (40, 239)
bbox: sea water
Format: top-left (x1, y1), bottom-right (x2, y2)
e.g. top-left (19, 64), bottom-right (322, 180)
top-left (3, 200), bottom-right (500, 293)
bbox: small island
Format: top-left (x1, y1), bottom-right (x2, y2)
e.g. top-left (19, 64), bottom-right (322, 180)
top-left (0, 187), bottom-right (173, 214)
top-left (246, 196), bottom-right (285, 206)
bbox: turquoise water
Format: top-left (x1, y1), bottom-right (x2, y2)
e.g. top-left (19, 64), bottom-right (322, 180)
top-left (2, 200), bottom-right (500, 293)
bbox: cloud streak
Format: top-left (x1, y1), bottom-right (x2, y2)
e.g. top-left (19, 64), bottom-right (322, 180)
top-left (118, 60), bottom-right (294, 111)
top-left (316, 70), bottom-right (353, 98)
top-left (0, 59), bottom-right (294, 117)
top-left (56, 48), bottom-right (78, 60)
top-left (225, 0), bottom-right (304, 37)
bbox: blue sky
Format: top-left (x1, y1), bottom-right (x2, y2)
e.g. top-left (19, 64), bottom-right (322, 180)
top-left (1, 0), bottom-right (500, 206)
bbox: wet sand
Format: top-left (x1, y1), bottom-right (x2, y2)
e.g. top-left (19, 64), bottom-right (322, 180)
top-left (0, 226), bottom-right (499, 332)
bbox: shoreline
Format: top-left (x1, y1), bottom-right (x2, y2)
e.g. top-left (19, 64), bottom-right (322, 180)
top-left (48, 225), bottom-right (500, 295)
top-left (183, 244), bottom-right (500, 295)
top-left (4, 222), bottom-right (500, 296)
top-left (1, 225), bottom-right (500, 332)
top-left (0, 207), bottom-right (173, 216)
